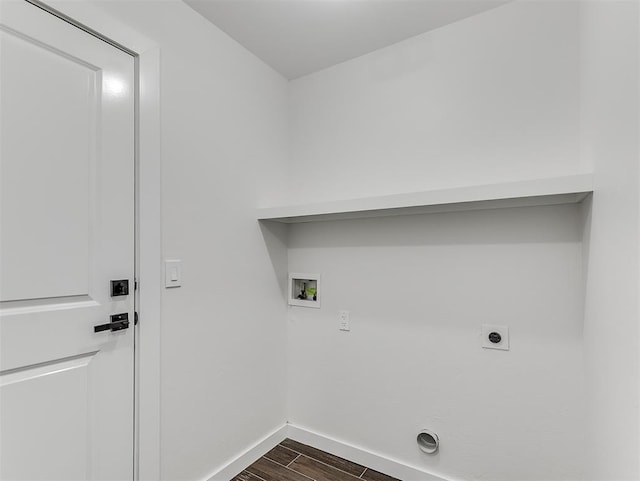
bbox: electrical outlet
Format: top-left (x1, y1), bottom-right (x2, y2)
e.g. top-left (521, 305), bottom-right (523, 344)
top-left (339, 310), bottom-right (350, 331)
top-left (481, 324), bottom-right (509, 350)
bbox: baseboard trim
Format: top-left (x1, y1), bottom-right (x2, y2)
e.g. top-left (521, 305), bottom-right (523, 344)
top-left (204, 424), bottom-right (288, 481)
top-left (286, 424), bottom-right (449, 481)
top-left (205, 423), bottom-right (451, 481)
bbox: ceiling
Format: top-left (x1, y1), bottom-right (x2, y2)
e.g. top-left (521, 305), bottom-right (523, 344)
top-left (184, 0), bottom-right (512, 80)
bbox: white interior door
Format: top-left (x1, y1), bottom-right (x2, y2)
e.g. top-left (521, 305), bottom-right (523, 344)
top-left (0, 1), bottom-right (135, 479)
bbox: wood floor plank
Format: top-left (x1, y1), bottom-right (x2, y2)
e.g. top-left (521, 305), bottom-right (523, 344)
top-left (234, 440), bottom-right (402, 481)
top-left (289, 455), bottom-right (362, 481)
top-left (231, 471), bottom-right (264, 481)
top-left (264, 445), bottom-right (299, 466)
top-left (246, 457), bottom-right (312, 481)
top-left (280, 439), bottom-right (366, 477)
top-left (361, 468), bottom-right (401, 481)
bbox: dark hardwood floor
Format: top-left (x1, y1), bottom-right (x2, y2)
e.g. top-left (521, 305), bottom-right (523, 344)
top-left (231, 439), bottom-right (401, 481)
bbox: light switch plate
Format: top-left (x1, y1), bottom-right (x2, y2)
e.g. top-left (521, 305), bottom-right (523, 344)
top-left (164, 260), bottom-right (182, 288)
top-left (339, 310), bottom-right (350, 331)
top-left (481, 324), bottom-right (509, 350)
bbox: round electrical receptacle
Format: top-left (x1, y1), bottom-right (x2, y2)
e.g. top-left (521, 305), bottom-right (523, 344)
top-left (488, 332), bottom-right (502, 344)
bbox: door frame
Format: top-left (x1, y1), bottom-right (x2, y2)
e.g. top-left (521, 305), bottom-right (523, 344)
top-left (24, 2), bottom-right (163, 479)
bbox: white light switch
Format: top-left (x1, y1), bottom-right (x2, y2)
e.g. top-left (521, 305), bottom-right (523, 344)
top-left (164, 260), bottom-right (182, 288)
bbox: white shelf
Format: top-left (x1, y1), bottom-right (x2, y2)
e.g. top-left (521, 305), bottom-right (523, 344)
top-left (257, 174), bottom-right (594, 223)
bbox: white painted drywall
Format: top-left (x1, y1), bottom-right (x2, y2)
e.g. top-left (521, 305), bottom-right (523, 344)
top-left (288, 0), bottom-right (583, 204)
top-left (287, 205), bottom-right (586, 480)
top-left (579, 1), bottom-right (640, 479)
top-left (286, 2), bottom-right (590, 480)
top-left (43, 1), bottom-right (639, 480)
top-left (79, 2), bottom-right (290, 479)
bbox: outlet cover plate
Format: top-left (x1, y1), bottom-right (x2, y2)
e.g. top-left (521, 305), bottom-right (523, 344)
top-left (339, 310), bottom-right (350, 331)
top-left (481, 324), bottom-right (509, 350)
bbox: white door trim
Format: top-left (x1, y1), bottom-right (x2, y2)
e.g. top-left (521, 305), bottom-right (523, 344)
top-left (29, 2), bottom-right (163, 479)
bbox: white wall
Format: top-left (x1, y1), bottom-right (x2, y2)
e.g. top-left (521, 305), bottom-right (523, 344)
top-left (288, 0), bottom-right (582, 204)
top-left (287, 205), bottom-right (586, 480)
top-left (286, 2), bottom-right (589, 480)
top-left (580, 1), bottom-right (640, 479)
top-left (54, 1), bottom-right (639, 480)
top-left (86, 2), bottom-right (290, 480)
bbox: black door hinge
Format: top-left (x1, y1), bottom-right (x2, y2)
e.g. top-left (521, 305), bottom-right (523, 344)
top-left (134, 312), bottom-right (139, 326)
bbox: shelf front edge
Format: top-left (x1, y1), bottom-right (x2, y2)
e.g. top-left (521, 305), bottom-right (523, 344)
top-left (257, 174), bottom-right (594, 223)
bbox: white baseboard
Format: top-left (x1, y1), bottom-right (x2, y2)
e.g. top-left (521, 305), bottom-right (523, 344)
top-left (286, 424), bottom-right (449, 481)
top-left (204, 424), bottom-right (288, 481)
top-left (205, 423), bottom-right (451, 481)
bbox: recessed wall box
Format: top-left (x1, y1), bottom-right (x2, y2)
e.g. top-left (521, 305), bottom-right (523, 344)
top-left (288, 273), bottom-right (321, 308)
